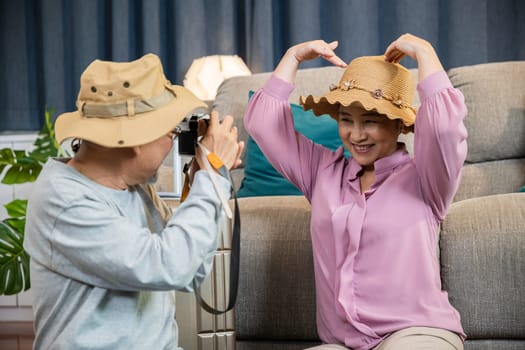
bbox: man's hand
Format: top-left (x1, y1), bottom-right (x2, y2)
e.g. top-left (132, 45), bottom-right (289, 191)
top-left (195, 111), bottom-right (244, 171)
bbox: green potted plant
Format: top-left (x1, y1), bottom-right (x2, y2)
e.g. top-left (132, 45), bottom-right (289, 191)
top-left (0, 109), bottom-right (66, 295)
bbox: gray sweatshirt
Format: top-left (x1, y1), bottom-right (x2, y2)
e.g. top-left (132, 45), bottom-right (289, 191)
top-left (24, 158), bottom-right (230, 349)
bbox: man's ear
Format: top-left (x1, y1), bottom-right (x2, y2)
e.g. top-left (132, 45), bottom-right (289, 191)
top-left (129, 146), bottom-right (141, 156)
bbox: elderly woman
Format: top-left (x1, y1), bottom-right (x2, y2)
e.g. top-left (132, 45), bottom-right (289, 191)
top-left (244, 34), bottom-right (467, 350)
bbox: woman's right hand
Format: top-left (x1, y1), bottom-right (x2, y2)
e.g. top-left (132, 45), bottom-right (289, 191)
top-left (274, 40), bottom-right (347, 83)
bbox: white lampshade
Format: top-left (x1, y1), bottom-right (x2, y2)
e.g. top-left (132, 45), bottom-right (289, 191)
top-left (183, 55), bottom-right (251, 101)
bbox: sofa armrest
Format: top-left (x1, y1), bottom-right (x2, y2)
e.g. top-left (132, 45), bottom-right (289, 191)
top-left (440, 193), bottom-right (525, 340)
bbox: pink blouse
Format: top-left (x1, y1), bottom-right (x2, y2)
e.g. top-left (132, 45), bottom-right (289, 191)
top-left (244, 71), bottom-right (468, 350)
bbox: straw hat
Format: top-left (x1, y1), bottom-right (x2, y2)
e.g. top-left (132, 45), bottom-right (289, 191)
top-left (300, 55), bottom-right (416, 132)
top-left (55, 53), bottom-right (207, 148)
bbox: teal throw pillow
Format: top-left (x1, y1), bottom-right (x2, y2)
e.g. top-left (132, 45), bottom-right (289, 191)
top-left (238, 92), bottom-right (349, 197)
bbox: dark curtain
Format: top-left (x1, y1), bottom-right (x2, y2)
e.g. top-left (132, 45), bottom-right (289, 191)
top-left (1, 0), bottom-right (524, 131)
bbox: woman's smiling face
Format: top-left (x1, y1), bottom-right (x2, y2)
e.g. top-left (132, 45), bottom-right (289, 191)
top-left (338, 105), bottom-right (401, 171)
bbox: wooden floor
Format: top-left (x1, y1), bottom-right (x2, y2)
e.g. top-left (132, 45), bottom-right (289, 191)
top-left (0, 322), bottom-right (34, 350)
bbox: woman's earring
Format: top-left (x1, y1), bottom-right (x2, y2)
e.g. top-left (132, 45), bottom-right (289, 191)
top-left (71, 138), bottom-right (82, 153)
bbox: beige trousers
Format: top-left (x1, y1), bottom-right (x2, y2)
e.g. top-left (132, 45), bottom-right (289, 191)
top-left (306, 327), bottom-right (464, 350)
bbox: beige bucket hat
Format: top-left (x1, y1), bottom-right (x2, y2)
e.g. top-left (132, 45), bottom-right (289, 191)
top-left (300, 55), bottom-right (416, 132)
top-left (55, 53), bottom-right (207, 148)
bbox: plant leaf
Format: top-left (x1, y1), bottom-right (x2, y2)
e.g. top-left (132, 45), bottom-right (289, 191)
top-left (0, 148), bottom-right (15, 166)
top-left (13, 150), bottom-right (27, 158)
top-left (2, 163), bottom-right (42, 184)
top-left (0, 149), bottom-right (42, 184)
top-left (30, 108), bottom-right (61, 160)
top-left (4, 200), bottom-right (27, 219)
top-left (0, 221), bottom-right (30, 295)
top-left (29, 140), bottom-right (58, 161)
top-left (0, 107), bottom-right (62, 295)
top-left (4, 218), bottom-right (26, 234)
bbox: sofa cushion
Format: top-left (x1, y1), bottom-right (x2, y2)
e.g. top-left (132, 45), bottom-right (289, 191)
top-left (440, 193), bottom-right (525, 339)
top-left (238, 134), bottom-right (303, 196)
top-left (453, 159), bottom-right (525, 202)
top-left (447, 61), bottom-right (525, 164)
top-left (464, 340), bottom-right (525, 350)
top-left (238, 95), bottom-right (348, 197)
top-left (446, 61), bottom-right (525, 201)
top-left (236, 196), bottom-right (319, 341)
top-left (236, 340), bottom-right (321, 350)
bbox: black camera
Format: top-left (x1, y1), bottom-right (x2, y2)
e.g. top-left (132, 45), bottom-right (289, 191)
top-left (174, 114), bottom-right (209, 155)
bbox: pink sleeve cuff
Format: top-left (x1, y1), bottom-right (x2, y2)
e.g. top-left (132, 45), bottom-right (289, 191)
top-left (417, 70), bottom-right (453, 102)
top-left (262, 74), bottom-right (295, 101)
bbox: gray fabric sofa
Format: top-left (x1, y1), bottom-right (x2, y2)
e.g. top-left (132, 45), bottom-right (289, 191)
top-left (210, 61), bottom-right (525, 350)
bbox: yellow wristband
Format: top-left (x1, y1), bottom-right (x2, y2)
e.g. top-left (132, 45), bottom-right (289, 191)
top-left (207, 152), bottom-right (231, 181)
top-left (207, 153), bottom-right (224, 171)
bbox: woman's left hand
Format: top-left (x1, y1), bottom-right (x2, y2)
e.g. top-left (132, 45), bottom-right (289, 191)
top-left (384, 33), bottom-right (444, 81)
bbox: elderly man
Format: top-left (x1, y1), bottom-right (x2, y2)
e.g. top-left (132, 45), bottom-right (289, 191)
top-left (24, 53), bottom-right (243, 350)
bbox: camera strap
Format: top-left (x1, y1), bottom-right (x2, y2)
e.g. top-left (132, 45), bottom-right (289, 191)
top-left (192, 143), bottom-right (240, 315)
